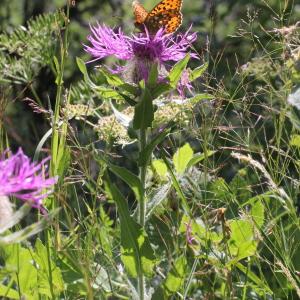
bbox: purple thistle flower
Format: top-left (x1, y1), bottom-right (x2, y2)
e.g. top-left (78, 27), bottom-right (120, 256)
top-left (0, 148), bottom-right (57, 209)
top-left (84, 23), bottom-right (198, 87)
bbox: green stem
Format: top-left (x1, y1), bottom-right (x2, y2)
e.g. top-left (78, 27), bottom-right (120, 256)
top-left (139, 127), bottom-right (147, 226)
top-left (46, 230), bottom-right (55, 300)
top-left (138, 127), bottom-right (147, 300)
top-left (50, 2), bottom-right (70, 181)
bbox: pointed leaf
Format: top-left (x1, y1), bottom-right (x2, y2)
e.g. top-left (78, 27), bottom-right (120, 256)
top-left (108, 164), bottom-right (143, 203)
top-left (0, 284), bottom-right (19, 299)
top-left (164, 256), bottom-right (187, 295)
top-left (152, 159), bottom-right (168, 180)
top-left (76, 57), bottom-right (95, 87)
top-left (162, 153), bottom-right (191, 215)
top-left (106, 180), bottom-right (156, 277)
top-left (236, 263), bottom-right (272, 294)
top-left (189, 62), bottom-right (208, 82)
top-left (146, 182), bottom-right (171, 220)
top-left (188, 93), bottom-right (214, 104)
top-left (152, 82), bottom-right (172, 99)
top-left (95, 86), bottom-right (125, 101)
top-left (34, 239), bottom-right (64, 296)
top-left (173, 143), bottom-right (194, 175)
top-left (227, 220), bottom-right (257, 265)
top-left (168, 54), bottom-right (190, 88)
top-left (138, 129), bottom-right (170, 166)
top-left (186, 150), bottom-right (216, 169)
top-left (98, 67), bottom-right (124, 86)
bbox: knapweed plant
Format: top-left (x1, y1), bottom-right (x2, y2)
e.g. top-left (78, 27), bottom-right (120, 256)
top-left (80, 20), bottom-right (208, 299)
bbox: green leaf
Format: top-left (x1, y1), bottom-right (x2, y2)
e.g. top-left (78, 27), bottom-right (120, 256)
top-left (189, 62), bottom-right (208, 82)
top-left (119, 92), bottom-right (137, 106)
top-left (0, 208), bottom-right (59, 245)
top-left (168, 54), bottom-right (190, 88)
top-left (133, 87), bottom-right (154, 129)
top-left (76, 57), bottom-right (94, 86)
top-left (95, 86), bottom-right (125, 101)
top-left (173, 143), bottom-right (194, 175)
top-left (162, 153), bottom-right (191, 215)
top-left (138, 129), bottom-right (170, 166)
top-left (227, 220), bottom-right (257, 265)
top-left (164, 256), bottom-right (187, 295)
top-left (119, 83), bottom-right (139, 96)
top-left (243, 195), bottom-right (265, 229)
top-left (0, 284), bottom-right (19, 299)
top-left (106, 180), bottom-right (156, 278)
top-left (1, 244), bottom-right (38, 298)
top-left (108, 163), bottom-right (143, 203)
top-left (146, 182), bottom-right (171, 220)
top-left (53, 56), bottom-right (60, 76)
top-left (236, 263), bottom-right (273, 295)
top-left (98, 67), bottom-right (139, 95)
top-left (151, 286), bottom-right (166, 300)
top-left (290, 134), bottom-right (300, 147)
top-left (98, 67), bottom-right (125, 86)
top-left (151, 82), bottom-right (172, 99)
top-left (152, 159), bottom-right (168, 180)
top-left (187, 93), bottom-right (214, 105)
top-left (34, 239), bottom-right (64, 297)
top-left (186, 150), bottom-right (216, 169)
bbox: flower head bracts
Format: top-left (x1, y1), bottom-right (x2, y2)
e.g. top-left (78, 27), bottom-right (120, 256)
top-left (0, 148), bottom-right (57, 208)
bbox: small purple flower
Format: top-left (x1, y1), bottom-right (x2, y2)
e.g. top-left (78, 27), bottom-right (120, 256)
top-left (84, 23), bottom-right (198, 87)
top-left (185, 221), bottom-right (196, 245)
top-left (0, 148), bottom-right (57, 209)
top-left (177, 69), bottom-right (194, 98)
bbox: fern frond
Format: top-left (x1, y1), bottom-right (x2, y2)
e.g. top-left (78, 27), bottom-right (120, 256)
top-left (0, 12), bottom-right (64, 84)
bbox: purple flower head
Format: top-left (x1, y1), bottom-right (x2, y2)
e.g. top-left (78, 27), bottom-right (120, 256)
top-left (84, 23), bottom-right (198, 86)
top-left (0, 148), bottom-right (57, 209)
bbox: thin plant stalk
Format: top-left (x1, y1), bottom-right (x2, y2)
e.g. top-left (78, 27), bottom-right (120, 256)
top-left (50, 2), bottom-right (70, 182)
top-left (138, 126), bottom-right (147, 300)
top-left (47, 2), bottom-right (71, 298)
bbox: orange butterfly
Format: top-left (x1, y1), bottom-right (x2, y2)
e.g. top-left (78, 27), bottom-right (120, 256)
top-left (132, 0), bottom-right (183, 34)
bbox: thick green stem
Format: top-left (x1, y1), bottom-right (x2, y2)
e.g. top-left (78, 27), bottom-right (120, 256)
top-left (139, 127), bottom-right (147, 227)
top-left (138, 127), bottom-right (147, 300)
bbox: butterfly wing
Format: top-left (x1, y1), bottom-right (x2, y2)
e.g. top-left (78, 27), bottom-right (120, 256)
top-left (145, 0), bottom-right (183, 33)
top-left (132, 1), bottom-right (149, 26)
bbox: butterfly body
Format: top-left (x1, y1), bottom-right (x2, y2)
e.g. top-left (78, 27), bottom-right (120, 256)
top-left (132, 0), bottom-right (183, 34)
